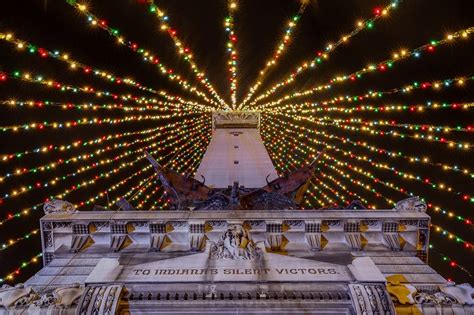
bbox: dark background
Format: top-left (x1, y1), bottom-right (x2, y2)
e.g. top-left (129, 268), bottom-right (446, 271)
top-left (0, 0), bottom-right (473, 284)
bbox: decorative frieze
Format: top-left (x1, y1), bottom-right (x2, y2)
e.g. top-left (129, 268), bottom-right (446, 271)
top-left (387, 281), bottom-right (474, 306)
top-left (149, 223), bottom-right (166, 234)
top-left (76, 285), bottom-right (122, 315)
top-left (382, 222), bottom-right (401, 251)
top-left (0, 284), bottom-right (84, 310)
top-left (344, 221), bottom-right (362, 251)
top-left (38, 210), bottom-right (432, 256)
top-left (205, 220), bottom-right (228, 231)
top-left (244, 220), bottom-right (265, 231)
top-left (71, 223), bottom-right (91, 253)
top-left (265, 221), bottom-right (283, 251)
top-left (304, 221), bottom-right (322, 251)
top-left (43, 230), bottom-right (53, 248)
top-left (189, 223), bottom-right (206, 251)
top-left (110, 223), bottom-right (129, 252)
top-left (349, 283), bottom-right (396, 314)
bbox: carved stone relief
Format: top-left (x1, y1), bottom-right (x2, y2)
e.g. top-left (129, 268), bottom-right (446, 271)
top-left (394, 196), bottom-right (427, 212)
top-left (209, 225), bottom-right (261, 260)
top-left (0, 284), bottom-right (83, 310)
top-left (43, 199), bottom-right (76, 215)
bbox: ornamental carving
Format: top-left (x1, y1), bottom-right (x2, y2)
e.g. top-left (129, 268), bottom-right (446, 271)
top-left (361, 220), bottom-right (379, 227)
top-left (43, 231), bottom-right (53, 248)
top-left (0, 285), bottom-right (35, 309)
top-left (324, 220), bottom-right (342, 227)
top-left (213, 111), bottom-right (259, 129)
top-left (399, 220), bottom-right (418, 226)
top-left (209, 225), bottom-right (261, 260)
top-left (167, 221), bottom-right (188, 229)
top-left (441, 283), bottom-right (474, 305)
top-left (387, 281), bottom-right (474, 306)
top-left (285, 220), bottom-right (304, 227)
top-left (414, 291), bottom-right (457, 304)
top-left (91, 221), bottom-right (109, 230)
top-left (131, 221), bottom-right (148, 229)
top-left (42, 221), bottom-right (53, 231)
top-left (244, 220), bottom-right (265, 230)
top-left (53, 222), bottom-right (72, 229)
top-left (0, 284), bottom-right (83, 310)
top-left (418, 220), bottom-right (429, 228)
top-left (349, 283), bottom-right (395, 314)
top-left (43, 199), bottom-right (76, 215)
top-left (394, 196), bottom-right (427, 212)
top-left (206, 220), bottom-right (228, 230)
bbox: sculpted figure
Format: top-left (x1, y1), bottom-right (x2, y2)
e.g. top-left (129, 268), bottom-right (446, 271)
top-left (43, 199), bottom-right (76, 215)
top-left (210, 225), bottom-right (261, 260)
top-left (0, 284), bottom-right (35, 309)
top-left (441, 283), bottom-right (474, 305)
top-left (414, 291), bottom-right (457, 305)
top-left (394, 197), bottom-right (427, 212)
top-left (53, 284), bottom-right (84, 307)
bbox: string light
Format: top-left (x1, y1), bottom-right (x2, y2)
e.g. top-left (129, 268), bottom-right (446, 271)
top-left (64, 2), bottom-right (226, 108)
top-left (429, 245), bottom-right (474, 278)
top-left (1, 69), bottom-right (167, 107)
top-left (0, 32), bottom-right (184, 101)
top-left (0, 99), bottom-right (209, 113)
top-left (0, 229), bottom-right (39, 252)
top-left (431, 224), bottom-right (473, 249)
top-left (263, 113), bottom-right (473, 224)
top-left (0, 113), bottom-right (187, 133)
top-left (0, 253), bottom-right (42, 284)
top-left (258, 73), bottom-right (474, 112)
top-left (0, 0), bottom-right (472, 286)
top-left (266, 109), bottom-right (473, 178)
top-left (144, 0), bottom-right (229, 109)
top-left (0, 113), bottom-right (211, 224)
top-left (246, 1), bottom-right (401, 107)
top-left (0, 116), bottom-right (205, 202)
top-left (0, 115), bottom-right (203, 182)
top-left (239, 0), bottom-right (309, 108)
top-left (224, 0), bottom-right (239, 107)
top-left (251, 26), bottom-right (474, 109)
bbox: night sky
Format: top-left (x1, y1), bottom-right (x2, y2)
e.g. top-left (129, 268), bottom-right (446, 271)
top-left (0, 0), bottom-right (473, 284)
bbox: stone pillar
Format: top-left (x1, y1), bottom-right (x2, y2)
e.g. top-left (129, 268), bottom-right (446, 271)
top-left (348, 283), bottom-right (396, 315)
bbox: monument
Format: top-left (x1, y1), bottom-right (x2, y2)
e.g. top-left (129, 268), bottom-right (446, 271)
top-left (1, 112), bottom-right (472, 314)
